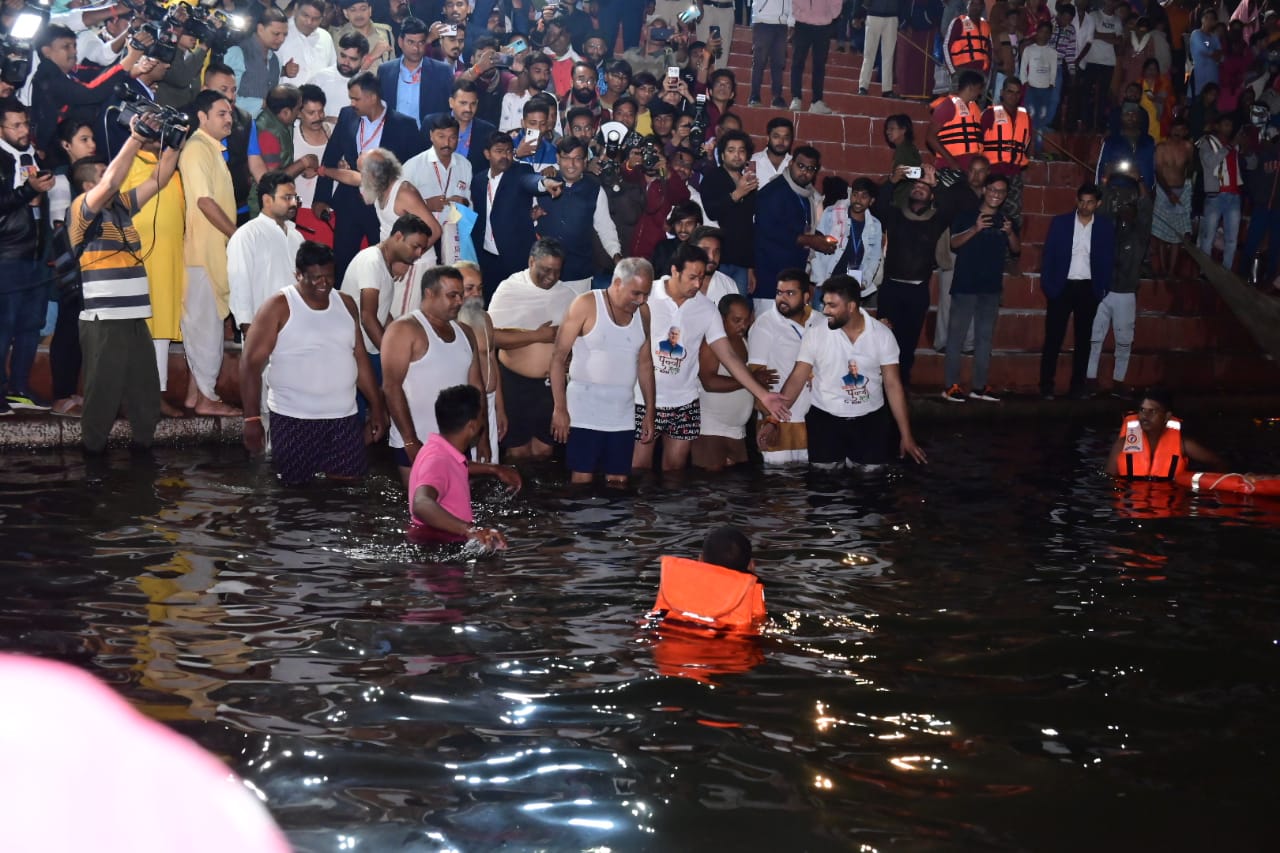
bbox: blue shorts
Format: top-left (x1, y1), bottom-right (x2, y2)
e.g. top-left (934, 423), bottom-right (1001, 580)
top-left (566, 427), bottom-right (634, 477)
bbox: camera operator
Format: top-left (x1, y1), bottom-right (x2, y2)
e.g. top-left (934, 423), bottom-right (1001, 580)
top-left (70, 112), bottom-right (181, 451)
top-left (77, 9), bottom-right (134, 72)
top-left (96, 49), bottom-right (172, 161)
top-left (0, 97), bottom-right (55, 415)
top-left (155, 21), bottom-right (210, 110)
top-left (623, 133), bottom-right (691, 259)
top-left (31, 25), bottom-right (119, 162)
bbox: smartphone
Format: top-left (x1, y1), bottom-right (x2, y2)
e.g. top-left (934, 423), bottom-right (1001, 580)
top-left (34, 170), bottom-right (51, 179)
top-left (440, 24), bottom-right (458, 38)
top-left (744, 160), bottom-right (757, 177)
top-left (667, 66), bottom-right (679, 80)
top-left (508, 37), bottom-right (527, 54)
top-left (524, 128), bottom-right (541, 147)
top-left (650, 26), bottom-right (673, 42)
top-left (491, 52), bottom-right (514, 68)
top-left (904, 166), bottom-right (922, 180)
top-left (710, 25), bottom-right (721, 41)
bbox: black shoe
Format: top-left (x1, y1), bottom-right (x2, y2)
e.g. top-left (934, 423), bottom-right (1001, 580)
top-left (883, 91), bottom-right (901, 100)
top-left (770, 97), bottom-right (786, 109)
top-left (857, 87), bottom-right (869, 96)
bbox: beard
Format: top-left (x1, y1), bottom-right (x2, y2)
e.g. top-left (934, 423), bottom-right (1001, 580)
top-left (777, 300), bottom-right (799, 318)
top-left (359, 170), bottom-right (385, 205)
top-left (572, 87), bottom-right (597, 104)
top-left (826, 314), bottom-right (847, 330)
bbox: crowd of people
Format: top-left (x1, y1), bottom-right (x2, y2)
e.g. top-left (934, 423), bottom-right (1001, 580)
top-left (0, 0), bottom-right (1274, 540)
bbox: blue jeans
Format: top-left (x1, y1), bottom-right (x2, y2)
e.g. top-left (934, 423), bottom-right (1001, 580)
top-left (1050, 65), bottom-right (1067, 131)
top-left (944, 292), bottom-right (1000, 389)
top-left (718, 263), bottom-right (750, 297)
top-left (1241, 206), bottom-right (1280, 282)
top-left (0, 267), bottom-right (46, 395)
top-left (1199, 192), bottom-right (1243, 272)
top-left (1026, 85), bottom-right (1055, 153)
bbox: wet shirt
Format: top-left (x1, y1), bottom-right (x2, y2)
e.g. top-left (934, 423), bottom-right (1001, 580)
top-left (638, 278), bottom-right (726, 409)
top-left (797, 309), bottom-right (899, 418)
top-left (408, 433), bottom-right (472, 531)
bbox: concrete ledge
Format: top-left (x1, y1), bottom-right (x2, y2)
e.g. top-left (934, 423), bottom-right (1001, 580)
top-left (0, 412), bottom-right (243, 451)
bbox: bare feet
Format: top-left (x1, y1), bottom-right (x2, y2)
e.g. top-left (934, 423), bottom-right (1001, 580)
top-left (160, 399), bottom-right (186, 418)
top-left (194, 399), bottom-right (243, 417)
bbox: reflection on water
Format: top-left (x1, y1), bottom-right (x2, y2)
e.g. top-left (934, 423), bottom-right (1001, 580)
top-left (2, 418), bottom-right (1279, 850)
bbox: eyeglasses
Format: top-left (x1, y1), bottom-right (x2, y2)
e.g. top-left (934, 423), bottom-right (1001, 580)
top-left (274, 193), bottom-right (300, 202)
top-left (793, 162), bottom-right (819, 174)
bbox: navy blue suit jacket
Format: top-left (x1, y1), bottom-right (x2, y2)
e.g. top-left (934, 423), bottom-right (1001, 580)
top-left (471, 162), bottom-right (544, 259)
top-left (378, 57), bottom-right (454, 130)
top-left (422, 111), bottom-right (496, 179)
top-left (1040, 212), bottom-right (1117, 300)
top-left (314, 105), bottom-right (426, 210)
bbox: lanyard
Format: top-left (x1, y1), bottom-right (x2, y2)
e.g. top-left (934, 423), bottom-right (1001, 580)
top-left (358, 111), bottom-right (387, 152)
top-left (432, 160), bottom-right (453, 197)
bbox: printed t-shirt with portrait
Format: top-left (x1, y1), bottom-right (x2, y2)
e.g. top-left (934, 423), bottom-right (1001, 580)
top-left (797, 308), bottom-right (900, 418)
top-left (637, 277), bottom-right (727, 408)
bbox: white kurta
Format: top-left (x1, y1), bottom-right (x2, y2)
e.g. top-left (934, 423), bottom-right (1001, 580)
top-left (226, 214), bottom-right (306, 325)
top-left (279, 20), bottom-right (337, 87)
top-left (306, 66), bottom-right (355, 121)
top-left (403, 148), bottom-right (473, 265)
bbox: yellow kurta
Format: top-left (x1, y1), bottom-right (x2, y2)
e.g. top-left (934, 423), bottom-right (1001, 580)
top-left (124, 152), bottom-right (187, 340)
top-left (179, 128), bottom-right (235, 318)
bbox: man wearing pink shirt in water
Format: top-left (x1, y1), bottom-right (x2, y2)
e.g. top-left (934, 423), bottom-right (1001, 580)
top-left (408, 384), bottom-right (521, 548)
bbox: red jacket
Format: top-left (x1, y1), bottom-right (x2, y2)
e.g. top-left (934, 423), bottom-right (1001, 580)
top-left (624, 166), bottom-right (691, 259)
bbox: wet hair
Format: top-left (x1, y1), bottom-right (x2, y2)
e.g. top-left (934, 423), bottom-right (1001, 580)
top-left (1077, 182), bottom-right (1103, 200)
top-left (765, 116), bottom-right (794, 135)
top-left (256, 170), bottom-right (294, 204)
top-left (421, 264), bottom-right (463, 294)
top-left (1143, 387), bottom-right (1174, 411)
top-left (700, 526), bottom-right (753, 574)
top-left (717, 293), bottom-right (750, 317)
top-left (613, 256), bottom-right (654, 284)
top-left (884, 114), bottom-right (914, 147)
top-left (338, 32), bottom-right (371, 55)
top-left (822, 175), bottom-right (849, 208)
top-left (671, 242), bottom-right (709, 272)
top-left (716, 128), bottom-right (753, 160)
top-left (530, 237), bottom-right (566, 262)
top-left (436, 384), bottom-right (484, 435)
top-left (265, 84), bottom-right (301, 115)
top-left (348, 71), bottom-right (381, 98)
top-left (298, 83), bottom-right (325, 108)
top-left (822, 274), bottom-right (863, 305)
top-left (688, 225), bottom-right (723, 248)
top-left (666, 200), bottom-right (703, 229)
top-left (295, 240), bottom-right (333, 272)
top-left (777, 267), bottom-right (811, 292)
top-left (390, 212), bottom-right (433, 239)
top-left (427, 113), bottom-right (461, 133)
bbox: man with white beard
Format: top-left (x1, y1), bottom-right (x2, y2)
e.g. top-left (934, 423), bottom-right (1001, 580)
top-left (457, 261), bottom-right (504, 461)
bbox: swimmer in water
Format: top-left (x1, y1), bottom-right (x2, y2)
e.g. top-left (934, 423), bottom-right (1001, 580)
top-left (651, 526), bottom-right (766, 633)
top-left (1105, 387), bottom-right (1224, 479)
top-left (408, 384), bottom-right (522, 549)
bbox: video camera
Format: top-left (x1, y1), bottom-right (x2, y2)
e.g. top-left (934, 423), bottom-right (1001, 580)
top-left (594, 120), bottom-right (641, 190)
top-left (122, 0), bottom-right (247, 58)
top-left (0, 8), bottom-right (43, 86)
top-left (688, 95), bottom-right (709, 160)
top-left (115, 83), bottom-right (190, 150)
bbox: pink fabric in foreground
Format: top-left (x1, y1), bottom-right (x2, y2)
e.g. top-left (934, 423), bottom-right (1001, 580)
top-left (0, 654), bottom-right (290, 853)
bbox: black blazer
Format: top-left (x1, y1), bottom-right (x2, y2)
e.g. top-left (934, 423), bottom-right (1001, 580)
top-left (32, 58), bottom-right (119, 161)
top-left (377, 57), bottom-right (454, 130)
top-left (422, 112), bottom-right (496, 179)
top-left (314, 105), bottom-right (426, 209)
top-left (470, 162), bottom-right (544, 258)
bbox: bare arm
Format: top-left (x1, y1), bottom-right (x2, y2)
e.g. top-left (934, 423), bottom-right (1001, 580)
top-left (341, 293), bottom-right (388, 442)
top-left (239, 293), bottom-right (288, 453)
top-left (1183, 437), bottom-right (1227, 471)
top-left (380, 316), bottom-right (422, 452)
top-left (549, 293), bottom-right (590, 443)
top-left (777, 361), bottom-right (814, 408)
top-left (1104, 433), bottom-right (1124, 475)
top-left (412, 484), bottom-right (473, 536)
top-left (882, 362), bottom-right (927, 463)
top-left (395, 183), bottom-right (443, 249)
top-left (84, 133), bottom-right (143, 215)
top-left (494, 322), bottom-right (556, 349)
top-left (698, 340), bottom-right (743, 393)
top-left (636, 306), bottom-right (656, 440)
top-left (708, 336), bottom-right (788, 420)
top-left (460, 322), bottom-right (492, 460)
top-left (359, 288), bottom-right (387, 351)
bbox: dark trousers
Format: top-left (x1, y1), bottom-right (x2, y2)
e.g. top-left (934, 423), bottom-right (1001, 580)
top-left (791, 21), bottom-right (834, 102)
top-left (597, 0), bottom-right (644, 50)
top-left (1040, 279), bottom-right (1098, 394)
top-left (333, 202), bottom-right (379, 289)
top-left (50, 289), bottom-right (82, 400)
top-left (79, 317), bottom-right (160, 452)
top-left (877, 278), bottom-right (931, 388)
top-left (0, 278), bottom-right (46, 395)
top-left (751, 23), bottom-right (788, 102)
top-left (1081, 62), bottom-right (1114, 132)
top-left (1242, 206), bottom-right (1280, 282)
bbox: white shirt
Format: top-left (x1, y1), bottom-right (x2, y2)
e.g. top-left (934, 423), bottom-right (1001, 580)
top-left (77, 27), bottom-right (122, 67)
top-left (357, 105), bottom-right (388, 153)
top-left (1019, 43), bottom-right (1058, 89)
top-left (796, 308), bottom-right (899, 418)
top-left (403, 147), bottom-right (473, 206)
top-left (639, 277), bottom-right (727, 408)
top-left (343, 244), bottom-right (396, 353)
top-left (306, 66), bottom-right (355, 120)
top-left (747, 304), bottom-right (824, 424)
top-left (1081, 11), bottom-right (1121, 67)
top-left (499, 90), bottom-right (562, 134)
top-left (488, 268), bottom-right (578, 332)
top-left (279, 18), bottom-right (336, 86)
top-left (292, 123), bottom-right (329, 208)
top-left (227, 213), bottom-right (306, 326)
top-left (482, 168), bottom-right (504, 254)
top-left (704, 270), bottom-right (739, 308)
top-left (750, 150), bottom-right (792, 186)
top-left (1068, 214), bottom-right (1094, 280)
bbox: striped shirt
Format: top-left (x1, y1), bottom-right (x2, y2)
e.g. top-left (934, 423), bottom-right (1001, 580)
top-left (70, 190), bottom-right (150, 321)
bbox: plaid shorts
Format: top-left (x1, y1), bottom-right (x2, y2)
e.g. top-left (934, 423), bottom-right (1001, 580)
top-left (636, 400), bottom-right (700, 440)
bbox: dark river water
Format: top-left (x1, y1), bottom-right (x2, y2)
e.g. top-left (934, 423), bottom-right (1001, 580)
top-left (2, 416), bottom-right (1279, 852)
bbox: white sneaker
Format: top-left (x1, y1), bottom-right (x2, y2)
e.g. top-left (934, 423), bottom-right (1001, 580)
top-left (789, 97), bottom-right (802, 110)
top-left (810, 100), bottom-right (833, 114)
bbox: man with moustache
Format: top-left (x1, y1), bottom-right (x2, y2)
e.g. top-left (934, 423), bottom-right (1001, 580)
top-left (228, 171), bottom-right (306, 339)
top-left (381, 264), bottom-right (489, 486)
top-left (535, 136), bottom-right (621, 295)
top-left (306, 32), bottom-right (370, 122)
top-left (403, 114), bottom-right (473, 264)
top-left (775, 275), bottom-right (928, 469)
top-left (700, 130), bottom-right (759, 297)
top-left (240, 241), bottom-right (387, 485)
top-left (754, 146), bottom-right (831, 317)
top-left (749, 116), bottom-right (793, 186)
top-left (422, 80), bottom-right (497, 179)
top-left (550, 257), bottom-right (658, 485)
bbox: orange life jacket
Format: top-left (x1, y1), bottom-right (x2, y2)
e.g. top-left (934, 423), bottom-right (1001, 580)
top-left (949, 16), bottom-right (992, 70)
top-left (1118, 414), bottom-right (1188, 480)
top-left (983, 105), bottom-right (1031, 168)
top-left (932, 95), bottom-right (985, 158)
top-left (651, 556), bottom-right (766, 634)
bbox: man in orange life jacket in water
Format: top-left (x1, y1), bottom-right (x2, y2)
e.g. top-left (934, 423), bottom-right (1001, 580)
top-left (1105, 387), bottom-right (1224, 480)
top-left (651, 526), bottom-right (766, 634)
